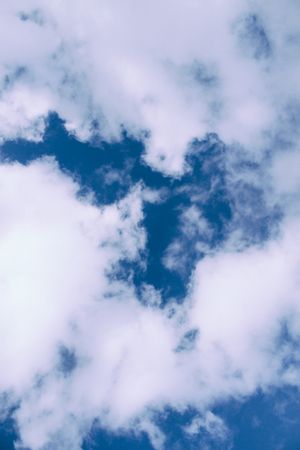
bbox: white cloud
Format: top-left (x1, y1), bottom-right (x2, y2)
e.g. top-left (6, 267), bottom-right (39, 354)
top-left (0, 0), bottom-right (299, 173)
top-left (188, 216), bottom-right (300, 398)
top-left (0, 158), bottom-right (186, 448)
top-left (1, 0), bottom-right (300, 448)
top-left (0, 158), bottom-right (299, 449)
top-left (0, 157), bottom-right (150, 442)
top-left (184, 411), bottom-right (229, 442)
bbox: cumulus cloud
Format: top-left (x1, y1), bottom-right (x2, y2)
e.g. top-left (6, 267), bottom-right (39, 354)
top-left (0, 157), bottom-right (299, 449)
top-left (0, 157), bottom-right (151, 445)
top-left (0, 0), bottom-right (299, 173)
top-left (1, 0), bottom-right (300, 448)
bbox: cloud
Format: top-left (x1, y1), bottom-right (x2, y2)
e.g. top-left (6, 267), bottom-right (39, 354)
top-left (0, 157), bottom-right (299, 449)
top-left (163, 205), bottom-right (213, 273)
top-left (0, 0), bottom-right (299, 173)
top-left (188, 216), bottom-right (300, 397)
top-left (184, 411), bottom-right (230, 443)
top-left (1, 0), bottom-right (300, 448)
top-left (0, 157), bottom-right (152, 445)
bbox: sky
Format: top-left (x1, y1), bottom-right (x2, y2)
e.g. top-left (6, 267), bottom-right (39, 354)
top-left (0, 1), bottom-right (300, 449)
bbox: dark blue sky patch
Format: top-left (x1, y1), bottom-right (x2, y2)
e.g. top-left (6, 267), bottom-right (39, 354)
top-left (214, 386), bottom-right (300, 450)
top-left (0, 114), bottom-right (280, 303)
top-left (83, 390), bottom-right (300, 450)
top-left (112, 134), bottom-right (235, 301)
top-left (0, 114), bottom-right (235, 301)
top-left (0, 113), bottom-right (143, 205)
top-left (82, 423), bottom-right (154, 450)
top-left (0, 400), bottom-right (20, 450)
top-left (0, 417), bottom-right (18, 450)
top-left (140, 407), bottom-right (232, 450)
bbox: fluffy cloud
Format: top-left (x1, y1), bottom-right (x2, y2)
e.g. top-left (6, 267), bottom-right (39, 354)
top-left (0, 158), bottom-right (189, 449)
top-left (0, 158), bottom-right (149, 443)
top-left (0, 0), bottom-right (299, 173)
top-left (0, 158), bottom-right (299, 449)
top-left (188, 217), bottom-right (300, 397)
top-left (1, 0), bottom-right (300, 448)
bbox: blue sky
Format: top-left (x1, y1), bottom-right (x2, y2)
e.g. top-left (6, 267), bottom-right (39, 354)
top-left (1, 1), bottom-right (300, 450)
